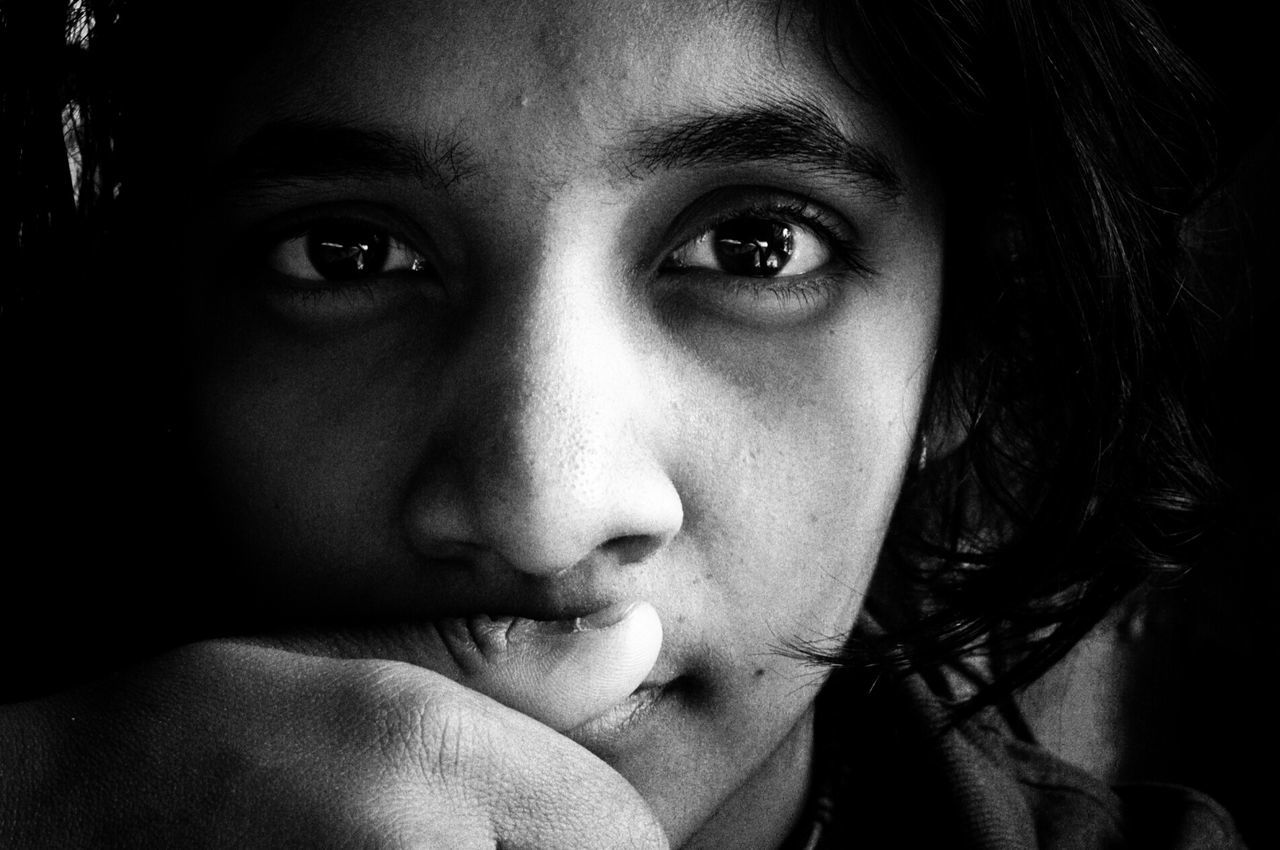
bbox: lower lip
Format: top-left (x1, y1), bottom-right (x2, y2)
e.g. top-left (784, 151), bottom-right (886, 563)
top-left (563, 683), bottom-right (669, 752)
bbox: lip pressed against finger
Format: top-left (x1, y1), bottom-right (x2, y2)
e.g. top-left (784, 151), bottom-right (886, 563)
top-left (563, 681), bottom-right (673, 753)
top-left (429, 600), bottom-right (667, 734)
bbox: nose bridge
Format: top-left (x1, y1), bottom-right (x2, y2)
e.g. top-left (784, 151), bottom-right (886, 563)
top-left (494, 280), bottom-right (622, 514)
top-left (435, 248), bottom-right (682, 575)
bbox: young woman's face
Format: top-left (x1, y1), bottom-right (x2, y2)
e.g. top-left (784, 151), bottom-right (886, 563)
top-left (180, 0), bottom-right (943, 845)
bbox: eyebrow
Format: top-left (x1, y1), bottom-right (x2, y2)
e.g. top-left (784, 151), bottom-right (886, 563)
top-left (623, 98), bottom-right (904, 202)
top-left (218, 119), bottom-right (475, 191)
top-left (218, 100), bottom-right (904, 202)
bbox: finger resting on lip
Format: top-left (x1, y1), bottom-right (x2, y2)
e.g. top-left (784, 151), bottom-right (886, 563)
top-left (246, 601), bottom-right (665, 732)
top-left (453, 601), bottom-right (664, 731)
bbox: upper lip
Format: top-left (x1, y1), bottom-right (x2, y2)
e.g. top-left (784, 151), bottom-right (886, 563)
top-left (409, 546), bottom-right (654, 620)
top-left (484, 600), bottom-right (625, 622)
top-left (344, 556), bottom-right (684, 684)
top-left (428, 578), bottom-right (645, 625)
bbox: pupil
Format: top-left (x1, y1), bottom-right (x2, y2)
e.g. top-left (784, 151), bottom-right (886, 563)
top-left (714, 219), bottom-right (794, 276)
top-left (307, 225), bottom-right (389, 280)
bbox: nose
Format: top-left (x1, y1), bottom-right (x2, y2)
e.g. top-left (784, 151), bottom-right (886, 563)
top-left (404, 262), bottom-right (683, 578)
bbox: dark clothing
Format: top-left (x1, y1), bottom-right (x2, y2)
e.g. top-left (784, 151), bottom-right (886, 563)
top-left (788, 671), bottom-right (1246, 849)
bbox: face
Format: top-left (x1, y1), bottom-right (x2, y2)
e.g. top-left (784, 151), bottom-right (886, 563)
top-left (177, 0), bottom-right (943, 846)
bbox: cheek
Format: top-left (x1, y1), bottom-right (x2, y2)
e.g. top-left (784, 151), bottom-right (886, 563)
top-left (673, 330), bottom-right (929, 655)
top-left (186, 299), bottom-right (437, 576)
top-left (630, 368), bottom-right (919, 834)
top-left (687, 418), bottom-right (900, 645)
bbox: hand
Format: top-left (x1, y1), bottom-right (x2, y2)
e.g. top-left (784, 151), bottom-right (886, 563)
top-left (0, 604), bottom-right (669, 849)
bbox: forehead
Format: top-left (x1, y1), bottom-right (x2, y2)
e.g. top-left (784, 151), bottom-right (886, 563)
top-left (189, 0), bottom-right (902, 179)
top-left (217, 0), bottom-right (806, 104)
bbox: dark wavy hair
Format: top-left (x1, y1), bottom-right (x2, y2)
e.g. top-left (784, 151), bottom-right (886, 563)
top-left (1, 0), bottom-right (1220, 710)
top-left (788, 0), bottom-right (1221, 716)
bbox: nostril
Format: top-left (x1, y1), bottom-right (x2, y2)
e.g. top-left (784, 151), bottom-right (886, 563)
top-left (602, 534), bottom-right (665, 566)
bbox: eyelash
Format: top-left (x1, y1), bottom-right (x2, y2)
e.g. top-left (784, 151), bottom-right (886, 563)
top-left (238, 193), bottom-right (869, 324)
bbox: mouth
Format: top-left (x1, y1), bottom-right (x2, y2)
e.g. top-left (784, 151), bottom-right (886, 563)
top-left (563, 680), bottom-right (674, 752)
top-left (263, 600), bottom-right (677, 734)
top-left (428, 600), bottom-right (671, 732)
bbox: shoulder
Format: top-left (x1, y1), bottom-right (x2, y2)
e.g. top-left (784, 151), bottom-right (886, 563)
top-left (974, 724), bottom-right (1247, 849)
top-left (814, 671), bottom-right (1247, 850)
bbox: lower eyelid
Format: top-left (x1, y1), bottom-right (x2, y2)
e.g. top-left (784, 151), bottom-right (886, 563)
top-left (658, 268), bottom-right (848, 327)
top-left (725, 273), bottom-right (842, 301)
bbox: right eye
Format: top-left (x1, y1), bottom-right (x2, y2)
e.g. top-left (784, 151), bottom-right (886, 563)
top-left (266, 220), bottom-right (429, 283)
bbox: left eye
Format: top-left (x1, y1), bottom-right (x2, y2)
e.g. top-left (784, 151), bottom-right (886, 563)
top-left (266, 221), bottom-right (428, 282)
top-left (666, 216), bottom-right (830, 277)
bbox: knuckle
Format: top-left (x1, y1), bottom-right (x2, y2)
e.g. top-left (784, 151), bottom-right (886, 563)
top-left (348, 662), bottom-right (481, 783)
top-left (419, 697), bottom-right (469, 782)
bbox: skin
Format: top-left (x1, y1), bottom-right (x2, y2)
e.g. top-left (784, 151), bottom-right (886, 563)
top-left (1, 0), bottom-right (942, 847)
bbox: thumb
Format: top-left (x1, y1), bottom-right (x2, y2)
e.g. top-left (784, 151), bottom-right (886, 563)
top-left (433, 600), bottom-right (664, 731)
